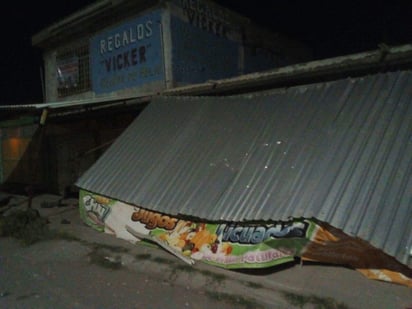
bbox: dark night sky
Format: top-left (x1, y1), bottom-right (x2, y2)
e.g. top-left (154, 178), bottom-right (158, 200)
top-left (1, 1), bottom-right (411, 105)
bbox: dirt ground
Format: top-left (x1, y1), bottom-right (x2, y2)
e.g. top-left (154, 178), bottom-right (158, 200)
top-left (1, 193), bottom-right (411, 309)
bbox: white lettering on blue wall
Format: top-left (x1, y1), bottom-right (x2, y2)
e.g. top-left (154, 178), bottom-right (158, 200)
top-left (179, 0), bottom-right (228, 37)
top-left (99, 21), bottom-right (153, 55)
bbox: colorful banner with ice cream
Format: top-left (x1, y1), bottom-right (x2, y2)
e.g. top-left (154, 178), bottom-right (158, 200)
top-left (79, 190), bottom-right (412, 287)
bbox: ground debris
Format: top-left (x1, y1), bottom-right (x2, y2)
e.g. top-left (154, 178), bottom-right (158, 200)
top-left (0, 208), bottom-right (50, 245)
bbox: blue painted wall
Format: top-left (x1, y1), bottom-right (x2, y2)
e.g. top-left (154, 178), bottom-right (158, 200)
top-left (244, 47), bottom-right (282, 74)
top-left (171, 16), bottom-right (239, 84)
top-left (90, 10), bottom-right (164, 94)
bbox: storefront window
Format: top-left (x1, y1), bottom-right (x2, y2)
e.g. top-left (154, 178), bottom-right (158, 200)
top-left (56, 44), bottom-right (90, 97)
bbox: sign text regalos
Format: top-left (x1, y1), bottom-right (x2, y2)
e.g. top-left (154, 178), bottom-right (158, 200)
top-left (90, 10), bottom-right (164, 94)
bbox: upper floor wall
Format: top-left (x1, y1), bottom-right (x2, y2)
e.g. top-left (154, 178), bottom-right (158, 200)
top-left (33, 0), bottom-right (311, 102)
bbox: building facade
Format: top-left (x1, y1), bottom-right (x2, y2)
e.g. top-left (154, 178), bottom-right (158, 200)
top-left (1, 0), bottom-right (310, 195)
top-left (32, 0), bottom-right (310, 102)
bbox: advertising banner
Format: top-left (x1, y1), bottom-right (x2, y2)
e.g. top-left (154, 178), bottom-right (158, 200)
top-left (79, 190), bottom-right (412, 287)
top-left (90, 10), bottom-right (164, 94)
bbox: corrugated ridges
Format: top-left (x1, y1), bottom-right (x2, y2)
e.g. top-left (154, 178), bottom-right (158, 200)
top-left (76, 70), bottom-right (412, 264)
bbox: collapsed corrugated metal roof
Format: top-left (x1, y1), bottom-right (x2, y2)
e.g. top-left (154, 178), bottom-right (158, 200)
top-left (76, 70), bottom-right (412, 265)
top-left (0, 94), bottom-right (151, 123)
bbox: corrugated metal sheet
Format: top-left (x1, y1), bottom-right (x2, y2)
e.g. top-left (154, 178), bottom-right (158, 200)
top-left (0, 93), bottom-right (150, 111)
top-left (76, 70), bottom-right (412, 265)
